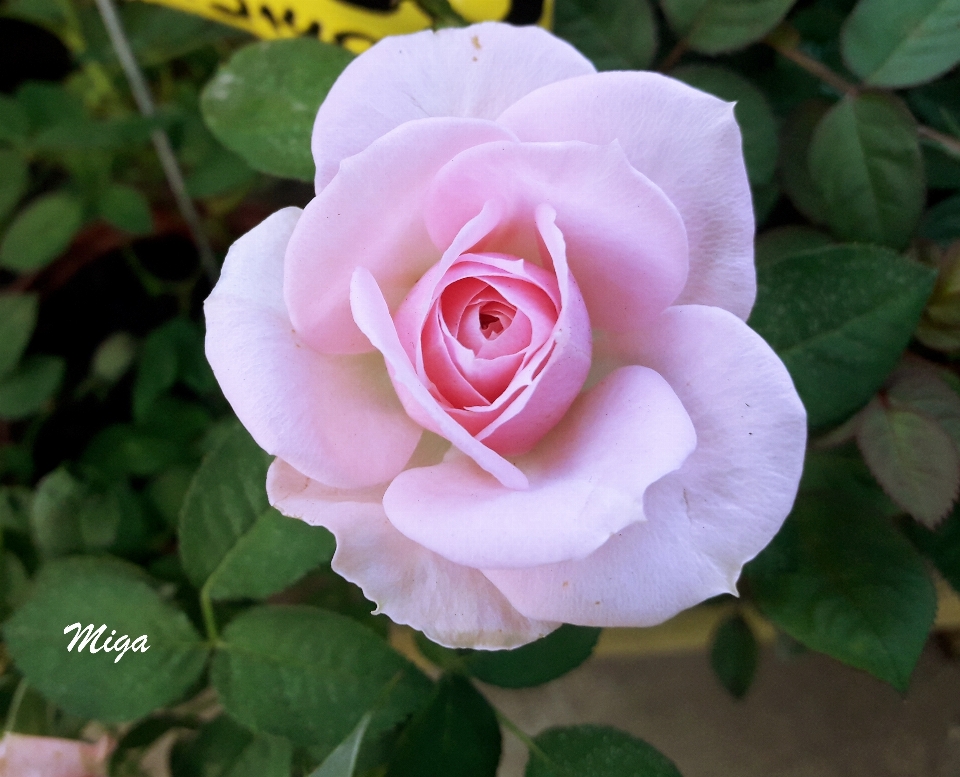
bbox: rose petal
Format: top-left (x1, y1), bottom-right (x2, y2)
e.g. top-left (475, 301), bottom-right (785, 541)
top-left (383, 365), bottom-right (697, 569)
top-left (484, 305), bottom-right (806, 625)
top-left (473, 205), bottom-right (591, 454)
top-left (350, 265), bottom-right (529, 490)
top-left (286, 118), bottom-right (515, 355)
top-left (425, 140), bottom-right (689, 331)
top-left (267, 457), bottom-right (556, 649)
top-left (205, 208), bottom-right (422, 489)
top-left (0, 733), bottom-right (114, 777)
top-left (311, 22), bottom-right (595, 191)
top-left (497, 71), bottom-right (755, 319)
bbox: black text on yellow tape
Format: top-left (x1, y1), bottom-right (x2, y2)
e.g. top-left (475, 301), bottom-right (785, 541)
top-left (137, 0), bottom-right (551, 53)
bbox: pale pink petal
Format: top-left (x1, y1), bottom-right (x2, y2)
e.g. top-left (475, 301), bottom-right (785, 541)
top-left (205, 209), bottom-right (422, 489)
top-left (475, 206), bottom-right (592, 454)
top-left (267, 458), bottom-right (556, 649)
top-left (312, 22), bottom-right (595, 191)
top-left (497, 72), bottom-right (755, 319)
top-left (286, 119), bottom-right (515, 355)
top-left (485, 305), bottom-right (806, 625)
top-left (0, 733), bottom-right (114, 777)
top-left (350, 266), bottom-right (529, 490)
top-left (425, 140), bottom-right (689, 331)
top-left (383, 365), bottom-right (697, 569)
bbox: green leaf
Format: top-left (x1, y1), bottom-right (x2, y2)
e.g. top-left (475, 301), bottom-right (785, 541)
top-left (180, 424), bottom-right (333, 599)
top-left (98, 183), bottom-right (153, 235)
top-left (211, 605), bottom-right (432, 752)
top-left (904, 508), bottom-right (960, 594)
top-left (32, 115), bottom-right (159, 151)
top-left (856, 399), bottom-right (960, 528)
top-left (808, 93), bottom-right (924, 250)
top-left (186, 145), bottom-right (256, 199)
top-left (3, 556), bottom-right (208, 721)
top-left (0, 149), bottom-right (28, 222)
top-left (15, 82), bottom-right (85, 135)
top-left (201, 39), bottom-right (353, 181)
top-left (525, 725), bottom-right (682, 777)
top-left (0, 95), bottom-right (29, 144)
top-left (748, 244), bottom-right (935, 428)
top-left (0, 485), bottom-right (32, 534)
top-left (920, 193), bottom-right (960, 245)
top-left (659, 0), bottom-right (797, 53)
top-left (91, 331), bottom-right (137, 383)
top-left (841, 0), bottom-right (960, 88)
top-left (416, 624), bottom-right (601, 689)
top-left (755, 225), bottom-right (832, 266)
top-left (0, 355), bottom-right (64, 419)
top-left (206, 507), bottom-right (335, 600)
top-left (388, 673), bottom-right (500, 777)
top-left (170, 715), bottom-right (292, 777)
top-left (0, 192), bottom-right (84, 273)
top-left (309, 713), bottom-right (371, 777)
top-left (30, 468), bottom-right (85, 558)
top-left (779, 99), bottom-right (832, 225)
top-left (0, 550), bottom-right (30, 618)
top-left (673, 65), bottom-right (778, 185)
top-left (554, 0), bottom-right (657, 71)
top-left (148, 465), bottom-right (197, 528)
top-left (0, 293), bottom-right (37, 377)
top-left (133, 318), bottom-right (216, 420)
top-left (747, 490), bottom-right (937, 691)
top-left (81, 422), bottom-right (194, 480)
top-left (710, 613), bottom-right (758, 699)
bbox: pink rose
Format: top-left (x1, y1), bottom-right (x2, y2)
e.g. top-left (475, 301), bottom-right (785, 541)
top-left (205, 22), bottom-right (806, 648)
top-left (0, 733), bottom-right (114, 777)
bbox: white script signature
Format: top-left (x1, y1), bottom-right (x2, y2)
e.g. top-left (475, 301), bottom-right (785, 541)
top-left (63, 623), bottom-right (150, 663)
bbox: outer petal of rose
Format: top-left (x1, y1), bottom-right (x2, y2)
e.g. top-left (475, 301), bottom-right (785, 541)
top-left (286, 118), bottom-right (515, 355)
top-left (497, 72), bottom-right (755, 320)
top-left (350, 266), bottom-right (529, 490)
top-left (484, 305), bottom-right (806, 626)
top-left (0, 733), bottom-right (114, 777)
top-left (425, 140), bottom-right (689, 331)
top-left (267, 458), bottom-right (557, 649)
top-left (311, 22), bottom-right (595, 191)
top-left (205, 208), bottom-right (422, 489)
top-left (384, 365), bottom-right (697, 569)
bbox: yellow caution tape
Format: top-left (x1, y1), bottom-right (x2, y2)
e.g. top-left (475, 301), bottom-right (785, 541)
top-left (137, 0), bottom-right (552, 53)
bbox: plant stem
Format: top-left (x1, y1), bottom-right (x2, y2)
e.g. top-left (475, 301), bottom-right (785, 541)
top-left (494, 708), bottom-right (554, 768)
top-left (199, 585), bottom-right (219, 645)
top-left (764, 31), bottom-right (960, 161)
top-left (416, 0), bottom-right (467, 27)
top-left (658, 39), bottom-right (688, 73)
top-left (4, 679), bottom-right (28, 734)
top-left (918, 125), bottom-right (960, 160)
top-left (92, 0), bottom-right (220, 285)
top-left (766, 36), bottom-right (857, 96)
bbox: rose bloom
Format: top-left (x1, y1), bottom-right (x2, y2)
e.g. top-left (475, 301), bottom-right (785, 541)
top-left (0, 733), bottom-right (113, 777)
top-left (205, 22), bottom-right (806, 648)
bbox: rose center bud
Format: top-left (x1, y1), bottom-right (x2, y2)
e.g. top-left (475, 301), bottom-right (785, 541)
top-left (393, 246), bottom-right (592, 457)
top-left (477, 305), bottom-right (510, 339)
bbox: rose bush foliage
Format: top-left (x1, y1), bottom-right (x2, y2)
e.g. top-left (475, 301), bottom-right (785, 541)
top-left (204, 22), bottom-right (807, 649)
